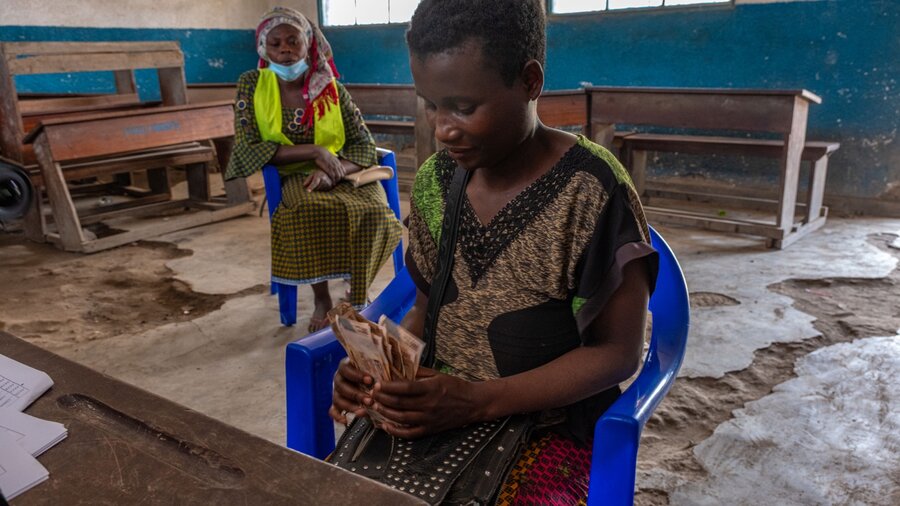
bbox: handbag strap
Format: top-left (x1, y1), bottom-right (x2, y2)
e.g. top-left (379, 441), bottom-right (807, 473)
top-left (421, 166), bottom-right (471, 367)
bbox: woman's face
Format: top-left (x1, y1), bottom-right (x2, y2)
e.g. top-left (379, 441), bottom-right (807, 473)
top-left (265, 24), bottom-right (307, 65)
top-left (410, 40), bottom-right (535, 171)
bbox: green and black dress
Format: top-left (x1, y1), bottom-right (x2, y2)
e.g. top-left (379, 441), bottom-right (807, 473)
top-left (225, 70), bottom-right (402, 307)
top-left (405, 135), bottom-right (658, 504)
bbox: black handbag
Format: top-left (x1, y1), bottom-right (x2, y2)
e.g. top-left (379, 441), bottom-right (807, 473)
top-left (331, 166), bottom-right (533, 505)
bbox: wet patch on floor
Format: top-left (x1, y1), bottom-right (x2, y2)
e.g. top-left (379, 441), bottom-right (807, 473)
top-left (635, 233), bottom-right (900, 504)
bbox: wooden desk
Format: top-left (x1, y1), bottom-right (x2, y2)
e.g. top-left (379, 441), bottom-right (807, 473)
top-left (1, 42), bottom-right (253, 252)
top-left (588, 87), bottom-right (836, 249)
top-left (1, 332), bottom-right (425, 505)
top-left (23, 101), bottom-right (253, 253)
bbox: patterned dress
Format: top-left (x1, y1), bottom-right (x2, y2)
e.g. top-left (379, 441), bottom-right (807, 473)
top-left (225, 70), bottom-right (402, 307)
top-left (405, 135), bottom-right (658, 504)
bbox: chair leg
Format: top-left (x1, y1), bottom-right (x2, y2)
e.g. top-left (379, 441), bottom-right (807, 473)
top-left (276, 282), bottom-right (297, 326)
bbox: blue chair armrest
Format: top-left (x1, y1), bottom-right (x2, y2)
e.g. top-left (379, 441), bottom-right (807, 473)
top-left (285, 267), bottom-right (417, 457)
top-left (262, 164), bottom-right (282, 220)
top-left (587, 227), bottom-right (690, 505)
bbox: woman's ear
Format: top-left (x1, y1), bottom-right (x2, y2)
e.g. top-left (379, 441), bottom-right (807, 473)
top-left (521, 59), bottom-right (544, 101)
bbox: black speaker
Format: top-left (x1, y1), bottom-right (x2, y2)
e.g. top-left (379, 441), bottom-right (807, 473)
top-left (0, 158), bottom-right (34, 222)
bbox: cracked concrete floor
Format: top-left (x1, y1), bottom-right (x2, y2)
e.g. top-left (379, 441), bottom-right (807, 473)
top-left (1, 206), bottom-right (898, 504)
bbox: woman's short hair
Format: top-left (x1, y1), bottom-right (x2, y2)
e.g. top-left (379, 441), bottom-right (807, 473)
top-left (406, 0), bottom-right (546, 87)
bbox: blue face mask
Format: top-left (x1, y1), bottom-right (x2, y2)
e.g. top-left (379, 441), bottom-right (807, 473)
top-left (268, 59), bottom-right (309, 82)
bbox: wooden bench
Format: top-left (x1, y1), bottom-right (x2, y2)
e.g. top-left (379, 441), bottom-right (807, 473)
top-left (23, 101), bottom-right (252, 252)
top-left (588, 87), bottom-right (839, 249)
top-left (0, 41), bottom-right (253, 252)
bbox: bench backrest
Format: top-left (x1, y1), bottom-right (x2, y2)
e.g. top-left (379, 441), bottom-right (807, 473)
top-left (0, 41), bottom-right (188, 162)
top-left (343, 83), bottom-right (417, 118)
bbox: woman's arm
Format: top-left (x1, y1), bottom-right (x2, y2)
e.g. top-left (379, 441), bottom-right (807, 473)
top-left (372, 257), bottom-right (650, 438)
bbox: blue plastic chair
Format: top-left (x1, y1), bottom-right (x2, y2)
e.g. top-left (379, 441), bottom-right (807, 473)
top-left (262, 148), bottom-right (405, 326)
top-left (284, 227), bottom-right (690, 504)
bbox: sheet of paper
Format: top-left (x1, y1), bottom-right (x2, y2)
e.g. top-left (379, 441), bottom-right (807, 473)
top-left (0, 354), bottom-right (54, 412)
top-left (0, 408), bottom-right (67, 457)
top-left (0, 432), bottom-right (49, 501)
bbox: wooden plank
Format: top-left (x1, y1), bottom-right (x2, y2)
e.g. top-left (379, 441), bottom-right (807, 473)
top-left (78, 193), bottom-right (173, 224)
top-left (33, 104), bottom-right (234, 162)
top-left (187, 84), bottom-right (236, 104)
top-left (643, 187), bottom-right (809, 212)
top-left (536, 91), bottom-right (587, 127)
top-left (590, 89), bottom-right (798, 134)
top-left (7, 51), bottom-right (183, 76)
top-left (18, 94), bottom-right (141, 116)
top-left (776, 98), bottom-right (808, 230)
top-left (771, 215), bottom-right (827, 249)
top-left (622, 134), bottom-right (838, 160)
top-left (586, 86), bottom-right (821, 104)
top-left (344, 84), bottom-right (417, 116)
top-left (365, 119), bottom-right (415, 135)
top-left (0, 51), bottom-right (24, 161)
top-left (114, 70), bottom-right (137, 94)
top-left (22, 188), bottom-right (45, 242)
top-left (32, 135), bottom-right (85, 250)
top-left (644, 206), bottom-right (788, 240)
top-left (1, 41), bottom-right (180, 57)
top-left (186, 163), bottom-right (210, 201)
top-left (76, 201), bottom-right (254, 253)
top-left (158, 66), bottom-right (188, 106)
top-left (224, 177), bottom-right (252, 206)
top-left (415, 96), bottom-right (435, 168)
top-left (806, 154), bottom-right (829, 224)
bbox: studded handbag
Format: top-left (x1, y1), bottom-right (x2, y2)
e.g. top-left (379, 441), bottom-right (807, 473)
top-left (330, 166), bottom-right (535, 504)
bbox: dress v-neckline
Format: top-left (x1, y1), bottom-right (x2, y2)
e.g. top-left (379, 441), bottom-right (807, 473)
top-left (456, 141), bottom-right (583, 287)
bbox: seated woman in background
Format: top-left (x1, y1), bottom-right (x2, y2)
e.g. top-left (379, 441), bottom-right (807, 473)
top-left (225, 7), bottom-right (402, 333)
top-left (331, 0), bottom-right (658, 503)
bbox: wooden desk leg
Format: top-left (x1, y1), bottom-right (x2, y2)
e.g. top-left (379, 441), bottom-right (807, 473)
top-left (147, 168), bottom-right (170, 195)
top-left (22, 188), bottom-right (45, 242)
top-left (591, 122), bottom-right (616, 150)
top-left (33, 136), bottom-right (86, 251)
top-left (186, 162), bottom-right (210, 202)
top-left (415, 97), bottom-right (436, 169)
top-left (806, 155), bottom-right (829, 223)
top-left (775, 99), bottom-right (809, 238)
top-left (224, 177), bottom-right (251, 206)
top-left (629, 148), bottom-right (647, 197)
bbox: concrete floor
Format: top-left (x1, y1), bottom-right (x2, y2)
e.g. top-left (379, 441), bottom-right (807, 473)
top-left (2, 192), bottom-right (898, 504)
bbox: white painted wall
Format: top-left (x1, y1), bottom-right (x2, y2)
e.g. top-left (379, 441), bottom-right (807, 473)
top-left (0, 0), bottom-right (319, 30)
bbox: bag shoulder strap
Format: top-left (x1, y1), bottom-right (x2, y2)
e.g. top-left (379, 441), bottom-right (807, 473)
top-left (421, 165), bottom-right (471, 367)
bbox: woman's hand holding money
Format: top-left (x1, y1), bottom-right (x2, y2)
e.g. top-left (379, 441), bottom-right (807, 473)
top-left (369, 367), bottom-right (489, 438)
top-left (330, 358), bottom-right (376, 425)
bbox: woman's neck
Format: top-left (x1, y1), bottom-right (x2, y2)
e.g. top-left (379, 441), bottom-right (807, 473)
top-left (477, 124), bottom-right (574, 192)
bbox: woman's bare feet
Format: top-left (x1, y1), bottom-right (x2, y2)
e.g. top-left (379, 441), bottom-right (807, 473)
top-left (308, 281), bottom-right (333, 333)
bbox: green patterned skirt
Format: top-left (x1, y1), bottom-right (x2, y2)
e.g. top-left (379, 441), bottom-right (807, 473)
top-left (271, 175), bottom-right (402, 307)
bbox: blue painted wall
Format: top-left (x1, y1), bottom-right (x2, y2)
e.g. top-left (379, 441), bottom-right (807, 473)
top-left (322, 0), bottom-right (899, 202)
top-left (2, 1), bottom-right (897, 201)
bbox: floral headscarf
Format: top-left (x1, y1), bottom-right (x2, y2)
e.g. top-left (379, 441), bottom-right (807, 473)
top-left (255, 6), bottom-right (341, 126)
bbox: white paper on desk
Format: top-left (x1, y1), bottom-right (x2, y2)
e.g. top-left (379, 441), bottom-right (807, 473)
top-left (0, 354), bottom-right (53, 411)
top-left (0, 408), bottom-right (67, 457)
top-left (0, 431), bottom-right (49, 501)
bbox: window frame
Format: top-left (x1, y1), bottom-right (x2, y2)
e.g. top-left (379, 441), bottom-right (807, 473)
top-left (317, 0), bottom-right (737, 28)
top-left (319, 0), bottom-right (421, 28)
top-left (547, 0), bottom-right (735, 17)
